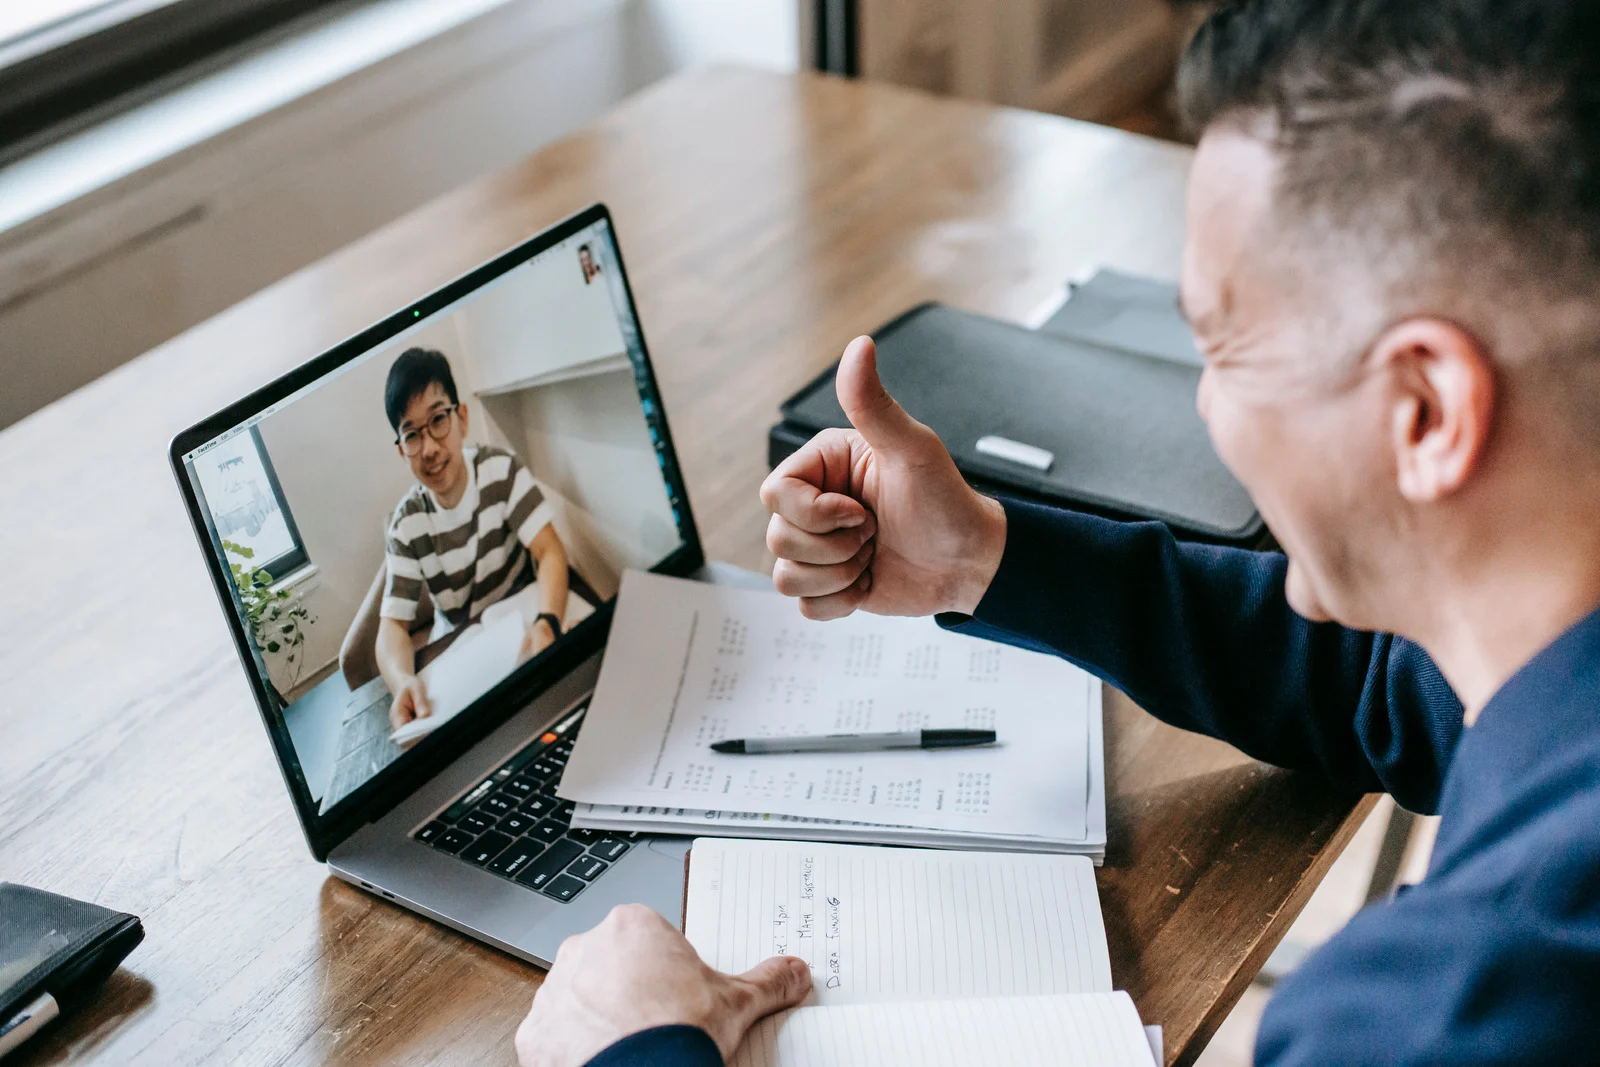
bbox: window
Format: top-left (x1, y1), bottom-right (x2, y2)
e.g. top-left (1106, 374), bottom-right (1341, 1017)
top-left (192, 426), bottom-right (309, 579)
top-left (0, 0), bottom-right (351, 160)
top-left (0, 1), bottom-right (107, 46)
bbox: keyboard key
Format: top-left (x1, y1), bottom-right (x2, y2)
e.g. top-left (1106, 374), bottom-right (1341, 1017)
top-left (552, 801), bottom-right (576, 823)
top-left (463, 831), bottom-right (513, 867)
top-left (567, 855), bottom-right (607, 881)
top-left (501, 742), bottom-right (545, 777)
top-left (498, 812), bottom-right (539, 837)
top-left (481, 793), bottom-right (516, 817)
top-left (488, 838), bottom-right (545, 878)
top-left (590, 838), bottom-right (630, 862)
top-left (459, 810), bottom-right (496, 835)
top-left (518, 762), bottom-right (554, 785)
top-left (530, 818), bottom-right (567, 844)
top-left (519, 794), bottom-right (557, 819)
top-left (434, 827), bottom-right (475, 854)
top-left (543, 750), bottom-right (568, 767)
top-left (414, 821), bottom-right (447, 844)
top-left (503, 777), bottom-right (536, 797)
top-left (441, 778), bottom-right (498, 822)
top-left (529, 759), bottom-right (562, 780)
top-left (516, 840), bottom-right (586, 891)
top-left (568, 828), bottom-right (604, 843)
top-left (540, 874), bottom-right (588, 902)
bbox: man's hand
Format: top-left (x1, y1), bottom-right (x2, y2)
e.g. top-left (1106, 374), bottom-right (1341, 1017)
top-left (760, 336), bottom-right (1007, 621)
top-left (387, 675), bottom-right (431, 736)
top-left (515, 905), bottom-right (811, 1067)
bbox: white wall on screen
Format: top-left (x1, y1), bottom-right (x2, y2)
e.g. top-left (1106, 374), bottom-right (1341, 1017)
top-left (454, 243), bottom-right (627, 394)
top-left (483, 366), bottom-right (679, 601)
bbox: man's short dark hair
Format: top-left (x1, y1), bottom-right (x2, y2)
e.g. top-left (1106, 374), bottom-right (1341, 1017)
top-left (1176, 0), bottom-right (1600, 442)
top-left (385, 347), bottom-right (459, 432)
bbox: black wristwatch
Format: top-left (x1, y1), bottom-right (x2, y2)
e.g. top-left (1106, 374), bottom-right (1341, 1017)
top-left (534, 612), bottom-right (563, 637)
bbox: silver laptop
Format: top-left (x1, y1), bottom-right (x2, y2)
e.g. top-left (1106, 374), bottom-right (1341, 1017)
top-left (171, 205), bottom-right (714, 965)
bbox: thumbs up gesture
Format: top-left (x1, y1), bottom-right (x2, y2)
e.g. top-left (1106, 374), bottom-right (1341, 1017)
top-left (759, 336), bottom-right (1007, 621)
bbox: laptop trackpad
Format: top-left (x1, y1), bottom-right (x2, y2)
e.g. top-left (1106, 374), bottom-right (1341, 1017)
top-left (647, 836), bottom-right (691, 861)
top-left (523, 834), bottom-right (693, 957)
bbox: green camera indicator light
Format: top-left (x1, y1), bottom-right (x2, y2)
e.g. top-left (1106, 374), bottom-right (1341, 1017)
top-left (413, 309), bottom-right (421, 318)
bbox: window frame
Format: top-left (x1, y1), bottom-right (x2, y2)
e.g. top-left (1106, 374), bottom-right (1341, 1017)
top-left (199, 425), bottom-right (310, 582)
top-left (0, 0), bottom-right (356, 161)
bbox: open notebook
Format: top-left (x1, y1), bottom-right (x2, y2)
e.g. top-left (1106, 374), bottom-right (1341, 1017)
top-left (685, 839), bottom-right (1159, 1067)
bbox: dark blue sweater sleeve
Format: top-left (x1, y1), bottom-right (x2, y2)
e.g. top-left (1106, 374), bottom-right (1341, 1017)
top-left (583, 1025), bottom-right (721, 1067)
top-left (944, 499), bottom-right (1463, 813)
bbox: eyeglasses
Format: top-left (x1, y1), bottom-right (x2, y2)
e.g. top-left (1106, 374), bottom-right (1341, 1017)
top-left (396, 405), bottom-right (458, 456)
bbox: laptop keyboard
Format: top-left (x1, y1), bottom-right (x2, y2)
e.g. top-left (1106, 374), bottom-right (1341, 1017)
top-left (411, 705), bottom-right (635, 903)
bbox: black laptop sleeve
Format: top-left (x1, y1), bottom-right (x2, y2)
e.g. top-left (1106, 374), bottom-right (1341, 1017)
top-left (772, 302), bottom-right (1263, 546)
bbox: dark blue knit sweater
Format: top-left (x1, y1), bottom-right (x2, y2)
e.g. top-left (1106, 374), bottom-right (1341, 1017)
top-left (586, 499), bottom-right (1598, 1065)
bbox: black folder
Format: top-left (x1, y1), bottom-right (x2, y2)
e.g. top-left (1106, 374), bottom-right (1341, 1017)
top-left (770, 275), bottom-right (1264, 547)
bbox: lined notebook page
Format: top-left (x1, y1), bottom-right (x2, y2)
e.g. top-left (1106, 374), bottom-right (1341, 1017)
top-left (732, 992), bottom-right (1154, 1067)
top-left (684, 839), bottom-right (1111, 1004)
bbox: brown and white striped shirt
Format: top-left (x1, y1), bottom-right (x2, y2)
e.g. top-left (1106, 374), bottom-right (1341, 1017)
top-left (381, 444), bottom-right (555, 631)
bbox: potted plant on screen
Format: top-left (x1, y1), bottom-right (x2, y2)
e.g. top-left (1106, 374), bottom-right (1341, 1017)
top-left (223, 540), bottom-right (314, 700)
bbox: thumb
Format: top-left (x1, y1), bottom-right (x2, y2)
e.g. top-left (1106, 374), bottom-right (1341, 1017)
top-left (836, 336), bottom-right (927, 455)
top-left (729, 956), bottom-right (812, 1023)
top-left (413, 679), bottom-right (431, 718)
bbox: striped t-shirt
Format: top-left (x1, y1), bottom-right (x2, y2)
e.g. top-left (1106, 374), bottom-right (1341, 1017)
top-left (381, 444), bottom-right (555, 631)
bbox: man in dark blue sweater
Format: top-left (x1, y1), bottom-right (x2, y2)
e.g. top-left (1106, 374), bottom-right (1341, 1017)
top-left (514, 1), bottom-right (1600, 1063)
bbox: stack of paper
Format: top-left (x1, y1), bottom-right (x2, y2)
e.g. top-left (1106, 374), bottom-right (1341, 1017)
top-left (559, 571), bottom-right (1106, 860)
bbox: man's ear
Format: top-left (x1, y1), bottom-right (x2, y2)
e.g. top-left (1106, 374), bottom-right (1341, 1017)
top-left (457, 401), bottom-right (470, 437)
top-left (1378, 318), bottom-right (1496, 502)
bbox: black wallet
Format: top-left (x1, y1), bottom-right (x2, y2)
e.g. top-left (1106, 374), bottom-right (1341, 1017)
top-left (0, 884), bottom-right (144, 1051)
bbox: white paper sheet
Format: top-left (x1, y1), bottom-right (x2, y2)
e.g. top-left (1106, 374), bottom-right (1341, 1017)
top-left (390, 608), bottom-right (528, 744)
top-left (389, 584), bottom-right (596, 745)
top-left (731, 993), bottom-right (1154, 1067)
top-left (559, 571), bottom-right (1096, 838)
top-left (572, 801), bottom-right (1103, 858)
top-left (684, 839), bottom-right (1112, 1005)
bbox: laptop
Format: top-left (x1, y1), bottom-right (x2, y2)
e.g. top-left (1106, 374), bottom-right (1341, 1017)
top-left (170, 204), bottom-right (720, 965)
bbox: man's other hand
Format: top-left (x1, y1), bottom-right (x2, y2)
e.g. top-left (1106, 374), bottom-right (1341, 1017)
top-left (760, 336), bottom-right (1007, 621)
top-left (519, 617), bottom-right (557, 665)
top-left (387, 675), bottom-right (431, 736)
top-left (515, 905), bottom-right (811, 1067)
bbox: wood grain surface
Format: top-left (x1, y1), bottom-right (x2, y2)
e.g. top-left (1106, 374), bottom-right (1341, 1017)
top-left (0, 67), bottom-right (1371, 1066)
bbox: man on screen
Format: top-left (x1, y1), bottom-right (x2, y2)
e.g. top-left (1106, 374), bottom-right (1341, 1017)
top-left (377, 347), bottom-right (570, 733)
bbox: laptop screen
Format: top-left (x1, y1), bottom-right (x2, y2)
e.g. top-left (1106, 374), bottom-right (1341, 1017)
top-left (178, 212), bottom-right (692, 823)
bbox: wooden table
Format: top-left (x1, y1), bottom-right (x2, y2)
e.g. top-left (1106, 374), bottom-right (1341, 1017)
top-left (0, 67), bottom-right (1373, 1066)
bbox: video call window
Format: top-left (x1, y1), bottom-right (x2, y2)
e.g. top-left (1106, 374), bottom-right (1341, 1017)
top-left (185, 223), bottom-right (685, 815)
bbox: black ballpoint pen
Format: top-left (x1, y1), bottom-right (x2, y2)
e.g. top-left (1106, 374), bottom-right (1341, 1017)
top-left (710, 729), bottom-right (997, 755)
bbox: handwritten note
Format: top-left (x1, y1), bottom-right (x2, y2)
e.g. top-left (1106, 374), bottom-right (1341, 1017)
top-left (730, 993), bottom-right (1156, 1067)
top-left (560, 571), bottom-right (1097, 839)
top-left (683, 839), bottom-right (1111, 1006)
